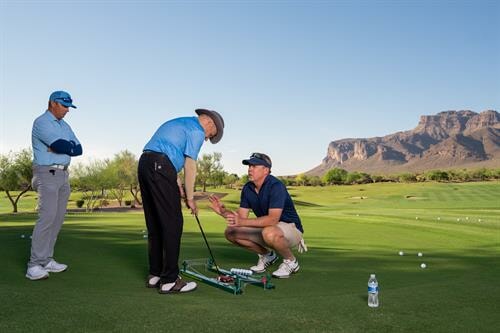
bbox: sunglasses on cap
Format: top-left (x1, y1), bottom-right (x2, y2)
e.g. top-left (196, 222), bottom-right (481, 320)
top-left (55, 97), bottom-right (73, 104)
top-left (250, 152), bottom-right (272, 165)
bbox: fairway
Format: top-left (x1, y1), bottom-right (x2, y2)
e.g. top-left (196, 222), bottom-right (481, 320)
top-left (1, 182), bottom-right (499, 332)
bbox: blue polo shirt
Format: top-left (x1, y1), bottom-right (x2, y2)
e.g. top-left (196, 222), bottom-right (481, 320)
top-left (32, 110), bottom-right (81, 166)
top-left (143, 117), bottom-right (205, 172)
top-left (240, 175), bottom-right (303, 233)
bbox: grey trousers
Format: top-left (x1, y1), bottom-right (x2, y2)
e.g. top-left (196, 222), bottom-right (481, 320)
top-left (28, 166), bottom-right (71, 268)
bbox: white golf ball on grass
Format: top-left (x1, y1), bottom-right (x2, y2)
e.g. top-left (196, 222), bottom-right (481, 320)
top-left (398, 251), bottom-right (404, 256)
top-left (418, 252), bottom-right (423, 257)
top-left (420, 263), bottom-right (427, 269)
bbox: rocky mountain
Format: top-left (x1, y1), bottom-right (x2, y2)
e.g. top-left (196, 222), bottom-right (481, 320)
top-left (307, 110), bottom-right (500, 176)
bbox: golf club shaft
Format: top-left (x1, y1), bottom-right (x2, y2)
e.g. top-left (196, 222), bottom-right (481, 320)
top-left (194, 213), bottom-right (223, 276)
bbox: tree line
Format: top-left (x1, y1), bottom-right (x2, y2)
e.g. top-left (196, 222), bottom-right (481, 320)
top-left (1, 148), bottom-right (499, 213)
top-left (286, 167), bottom-right (500, 186)
top-left (0, 149), bottom-right (243, 213)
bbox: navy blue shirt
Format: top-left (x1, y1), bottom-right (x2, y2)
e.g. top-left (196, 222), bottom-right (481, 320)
top-left (240, 175), bottom-right (303, 233)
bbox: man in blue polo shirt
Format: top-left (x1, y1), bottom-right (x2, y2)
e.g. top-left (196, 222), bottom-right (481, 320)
top-left (138, 109), bottom-right (224, 294)
top-left (27, 90), bottom-right (82, 280)
top-left (209, 153), bottom-right (307, 278)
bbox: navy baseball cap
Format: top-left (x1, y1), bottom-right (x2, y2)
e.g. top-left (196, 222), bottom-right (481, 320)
top-left (242, 153), bottom-right (272, 168)
top-left (49, 91), bottom-right (77, 108)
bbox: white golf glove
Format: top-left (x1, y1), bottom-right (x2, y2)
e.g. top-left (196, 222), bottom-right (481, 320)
top-left (298, 238), bottom-right (308, 253)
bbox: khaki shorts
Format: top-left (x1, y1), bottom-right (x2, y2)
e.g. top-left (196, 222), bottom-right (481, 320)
top-left (231, 222), bottom-right (303, 248)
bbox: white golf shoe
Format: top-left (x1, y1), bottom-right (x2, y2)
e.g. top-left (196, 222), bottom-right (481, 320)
top-left (272, 258), bottom-right (300, 278)
top-left (159, 277), bottom-right (197, 294)
top-left (26, 265), bottom-right (49, 280)
top-left (146, 275), bottom-right (161, 288)
top-left (43, 259), bottom-right (68, 273)
top-left (250, 251), bottom-right (278, 273)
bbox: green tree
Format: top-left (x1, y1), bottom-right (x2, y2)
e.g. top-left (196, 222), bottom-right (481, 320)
top-left (322, 168), bottom-right (348, 185)
top-left (309, 176), bottom-right (323, 186)
top-left (223, 173), bottom-right (239, 189)
top-left (277, 176), bottom-right (290, 186)
top-left (295, 173), bottom-right (310, 186)
top-left (196, 152), bottom-right (223, 192)
top-left (71, 160), bottom-right (109, 212)
top-left (104, 150), bottom-right (138, 206)
top-left (211, 170), bottom-right (227, 188)
top-left (0, 149), bottom-right (33, 213)
top-left (239, 174), bottom-right (249, 186)
top-left (345, 172), bottom-right (362, 184)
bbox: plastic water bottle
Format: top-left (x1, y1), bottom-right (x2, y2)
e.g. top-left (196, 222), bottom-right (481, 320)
top-left (368, 274), bottom-right (379, 308)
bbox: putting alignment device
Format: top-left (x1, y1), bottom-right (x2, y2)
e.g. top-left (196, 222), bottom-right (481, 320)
top-left (180, 258), bottom-right (275, 295)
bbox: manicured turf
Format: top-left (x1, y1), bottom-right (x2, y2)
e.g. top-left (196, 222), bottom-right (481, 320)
top-left (1, 182), bottom-right (499, 332)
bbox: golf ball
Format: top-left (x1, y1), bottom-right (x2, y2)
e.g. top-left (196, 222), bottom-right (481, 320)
top-left (418, 252), bottom-right (423, 257)
top-left (415, 217), bottom-right (419, 220)
top-left (399, 251), bottom-right (404, 256)
top-left (20, 234), bottom-right (25, 239)
top-left (143, 235), bottom-right (148, 238)
top-left (437, 217), bottom-right (441, 220)
top-left (420, 263), bottom-right (427, 269)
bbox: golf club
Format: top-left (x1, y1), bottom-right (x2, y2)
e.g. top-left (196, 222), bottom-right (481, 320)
top-left (193, 213), bottom-right (233, 282)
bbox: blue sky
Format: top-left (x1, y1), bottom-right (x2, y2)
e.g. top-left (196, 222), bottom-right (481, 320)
top-left (1, 0), bottom-right (498, 176)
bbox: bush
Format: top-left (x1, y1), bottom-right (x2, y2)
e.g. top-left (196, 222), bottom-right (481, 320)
top-left (76, 200), bottom-right (85, 208)
top-left (323, 168), bottom-right (348, 185)
top-left (398, 173), bottom-right (417, 183)
top-left (425, 170), bottom-right (449, 182)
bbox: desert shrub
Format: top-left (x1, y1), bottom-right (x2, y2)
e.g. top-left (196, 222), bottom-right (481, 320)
top-left (398, 173), bottom-right (417, 183)
top-left (425, 170), bottom-right (449, 182)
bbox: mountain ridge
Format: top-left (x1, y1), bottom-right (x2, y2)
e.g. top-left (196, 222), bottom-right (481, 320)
top-left (306, 110), bottom-right (500, 176)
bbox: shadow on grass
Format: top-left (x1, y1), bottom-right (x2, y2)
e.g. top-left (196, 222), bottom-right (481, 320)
top-left (293, 200), bottom-right (322, 207)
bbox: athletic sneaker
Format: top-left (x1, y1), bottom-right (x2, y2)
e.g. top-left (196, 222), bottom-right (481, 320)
top-left (272, 258), bottom-right (300, 278)
top-left (26, 265), bottom-right (49, 280)
top-left (43, 259), bottom-right (68, 273)
top-left (250, 251), bottom-right (278, 273)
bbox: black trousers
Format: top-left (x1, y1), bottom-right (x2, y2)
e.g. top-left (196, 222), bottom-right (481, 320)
top-left (138, 151), bottom-right (183, 283)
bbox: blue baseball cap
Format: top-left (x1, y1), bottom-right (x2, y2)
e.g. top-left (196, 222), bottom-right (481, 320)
top-left (242, 153), bottom-right (272, 168)
top-left (49, 91), bottom-right (77, 108)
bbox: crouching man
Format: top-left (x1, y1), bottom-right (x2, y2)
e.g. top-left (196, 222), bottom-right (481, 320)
top-left (209, 153), bottom-right (307, 278)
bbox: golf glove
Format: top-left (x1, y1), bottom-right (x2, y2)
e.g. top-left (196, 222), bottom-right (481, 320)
top-left (298, 238), bottom-right (308, 253)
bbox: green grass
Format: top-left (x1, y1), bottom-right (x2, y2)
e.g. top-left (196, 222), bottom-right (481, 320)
top-left (1, 182), bottom-right (499, 332)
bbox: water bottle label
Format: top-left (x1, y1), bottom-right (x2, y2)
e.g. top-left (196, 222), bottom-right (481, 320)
top-left (368, 286), bottom-right (378, 293)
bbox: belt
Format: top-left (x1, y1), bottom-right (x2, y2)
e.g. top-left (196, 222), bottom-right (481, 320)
top-left (143, 150), bottom-right (162, 155)
top-left (50, 164), bottom-right (68, 170)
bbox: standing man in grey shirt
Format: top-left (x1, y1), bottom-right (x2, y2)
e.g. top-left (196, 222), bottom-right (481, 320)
top-left (26, 90), bottom-right (82, 280)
